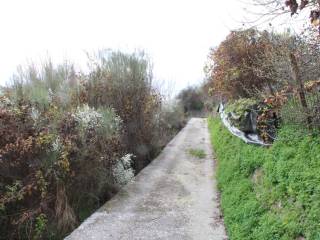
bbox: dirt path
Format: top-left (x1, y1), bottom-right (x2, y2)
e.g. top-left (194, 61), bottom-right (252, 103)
top-left (66, 118), bottom-right (227, 240)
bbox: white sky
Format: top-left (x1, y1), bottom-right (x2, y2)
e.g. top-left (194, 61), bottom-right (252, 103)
top-left (0, 0), bottom-right (303, 93)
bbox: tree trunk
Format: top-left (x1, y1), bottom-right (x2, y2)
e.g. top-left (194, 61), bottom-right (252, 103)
top-left (289, 52), bottom-right (312, 127)
top-left (267, 80), bottom-right (275, 96)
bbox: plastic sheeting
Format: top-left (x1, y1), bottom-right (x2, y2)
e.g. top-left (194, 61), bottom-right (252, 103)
top-left (218, 103), bottom-right (271, 147)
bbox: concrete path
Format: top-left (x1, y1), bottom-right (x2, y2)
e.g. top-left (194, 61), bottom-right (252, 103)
top-left (66, 118), bottom-right (227, 240)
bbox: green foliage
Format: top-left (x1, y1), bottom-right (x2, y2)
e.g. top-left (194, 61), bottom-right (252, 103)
top-left (177, 86), bottom-right (204, 114)
top-left (208, 117), bottom-right (320, 240)
top-left (188, 148), bottom-right (206, 159)
top-left (280, 90), bottom-right (320, 130)
top-left (10, 60), bottom-right (77, 109)
top-left (224, 96), bottom-right (283, 143)
top-left (34, 213), bottom-right (48, 239)
top-left (225, 98), bottom-right (257, 117)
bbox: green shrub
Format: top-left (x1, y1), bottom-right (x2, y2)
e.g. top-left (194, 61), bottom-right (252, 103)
top-left (225, 98), bottom-right (257, 117)
top-left (208, 117), bottom-right (320, 240)
top-left (177, 86), bottom-right (204, 114)
top-left (10, 60), bottom-right (77, 109)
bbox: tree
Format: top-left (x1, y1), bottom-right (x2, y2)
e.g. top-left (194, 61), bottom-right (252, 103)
top-left (248, 0), bottom-right (320, 34)
top-left (206, 29), bottom-right (276, 99)
top-left (177, 86), bottom-right (204, 114)
top-left (253, 31), bottom-right (320, 91)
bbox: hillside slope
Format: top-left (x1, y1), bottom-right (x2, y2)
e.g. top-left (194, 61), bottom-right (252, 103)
top-left (209, 117), bottom-right (320, 240)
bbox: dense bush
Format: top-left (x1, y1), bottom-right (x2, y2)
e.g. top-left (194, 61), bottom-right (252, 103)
top-left (225, 98), bottom-right (257, 117)
top-left (83, 51), bottom-right (164, 171)
top-left (0, 50), bottom-right (185, 239)
top-left (10, 60), bottom-right (78, 109)
top-left (0, 96), bottom-right (128, 239)
top-left (223, 82), bottom-right (320, 143)
top-left (177, 86), bottom-right (204, 115)
top-left (206, 29), bottom-right (276, 99)
top-left (206, 29), bottom-right (320, 101)
top-left (225, 96), bottom-right (284, 142)
top-left (209, 117), bottom-right (320, 239)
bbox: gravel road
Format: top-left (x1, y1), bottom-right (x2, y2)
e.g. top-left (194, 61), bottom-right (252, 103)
top-left (65, 118), bottom-right (227, 240)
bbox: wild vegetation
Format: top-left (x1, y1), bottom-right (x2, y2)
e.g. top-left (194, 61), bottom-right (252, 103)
top-left (206, 1), bottom-right (320, 239)
top-left (177, 86), bottom-right (205, 116)
top-left (209, 117), bottom-right (320, 239)
top-left (206, 27), bottom-right (320, 141)
top-left (0, 50), bottom-right (186, 239)
top-left (1, 0), bottom-right (319, 239)
top-left (188, 148), bottom-right (206, 159)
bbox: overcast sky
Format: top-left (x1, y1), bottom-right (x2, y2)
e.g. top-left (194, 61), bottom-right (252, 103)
top-left (0, 0), bottom-right (301, 93)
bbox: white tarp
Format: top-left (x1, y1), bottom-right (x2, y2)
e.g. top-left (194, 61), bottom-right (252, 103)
top-left (219, 103), bottom-right (271, 147)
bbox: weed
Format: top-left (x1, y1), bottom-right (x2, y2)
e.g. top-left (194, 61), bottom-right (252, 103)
top-left (188, 148), bottom-right (206, 159)
top-left (34, 213), bottom-right (48, 239)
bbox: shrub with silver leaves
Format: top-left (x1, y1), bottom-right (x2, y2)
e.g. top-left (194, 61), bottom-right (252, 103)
top-left (112, 154), bottom-right (135, 186)
top-left (73, 104), bottom-right (103, 130)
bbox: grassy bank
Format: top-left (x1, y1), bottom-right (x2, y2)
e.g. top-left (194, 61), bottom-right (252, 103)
top-left (208, 117), bottom-right (320, 240)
